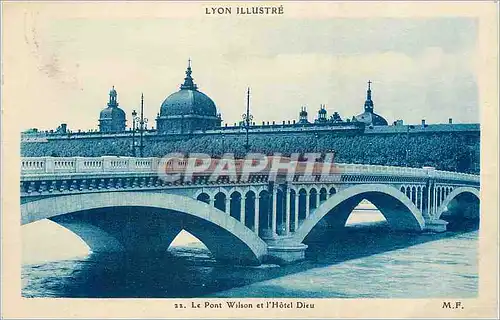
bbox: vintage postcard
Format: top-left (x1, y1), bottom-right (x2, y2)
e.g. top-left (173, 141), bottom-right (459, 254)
top-left (1, 1), bottom-right (498, 319)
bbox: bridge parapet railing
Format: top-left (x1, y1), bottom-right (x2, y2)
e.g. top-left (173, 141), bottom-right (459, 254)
top-left (334, 163), bottom-right (428, 178)
top-left (21, 158), bottom-right (48, 173)
top-left (20, 157), bottom-right (480, 185)
top-left (433, 170), bottom-right (480, 184)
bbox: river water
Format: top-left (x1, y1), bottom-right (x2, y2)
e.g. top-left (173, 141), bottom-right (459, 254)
top-left (21, 210), bottom-right (478, 298)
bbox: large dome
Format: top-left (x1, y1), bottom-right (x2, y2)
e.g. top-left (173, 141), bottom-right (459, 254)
top-left (160, 89), bottom-right (217, 117)
top-left (156, 61), bottom-right (222, 134)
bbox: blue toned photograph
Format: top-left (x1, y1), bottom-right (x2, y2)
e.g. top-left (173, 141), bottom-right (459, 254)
top-left (20, 15), bottom-right (479, 299)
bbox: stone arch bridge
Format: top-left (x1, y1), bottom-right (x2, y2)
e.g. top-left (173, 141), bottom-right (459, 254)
top-left (21, 156), bottom-right (480, 265)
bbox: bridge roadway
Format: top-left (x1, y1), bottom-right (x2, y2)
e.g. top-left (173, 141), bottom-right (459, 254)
top-left (20, 156), bottom-right (480, 265)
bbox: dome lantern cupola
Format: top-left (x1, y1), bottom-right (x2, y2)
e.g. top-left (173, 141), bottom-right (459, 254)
top-left (180, 58), bottom-right (198, 91)
top-left (108, 86), bottom-right (118, 107)
top-left (299, 106), bottom-right (309, 124)
top-left (316, 104), bottom-right (327, 123)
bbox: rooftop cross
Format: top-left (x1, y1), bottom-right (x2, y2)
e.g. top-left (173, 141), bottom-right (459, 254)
top-left (364, 80), bottom-right (374, 112)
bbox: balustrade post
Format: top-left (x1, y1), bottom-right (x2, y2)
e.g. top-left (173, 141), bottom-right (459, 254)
top-left (74, 157), bottom-right (85, 173)
top-left (128, 157), bottom-right (136, 172)
top-left (45, 157), bottom-right (55, 173)
top-left (151, 157), bottom-right (159, 172)
top-left (102, 156), bottom-right (113, 171)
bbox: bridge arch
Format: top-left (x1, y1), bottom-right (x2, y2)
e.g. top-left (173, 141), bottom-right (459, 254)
top-left (319, 187), bottom-right (328, 202)
top-left (436, 187), bottom-right (480, 221)
top-left (329, 187), bottom-right (337, 196)
top-left (214, 191), bottom-right (227, 212)
top-left (21, 192), bottom-right (267, 265)
top-left (230, 190), bottom-right (242, 220)
top-left (292, 184), bottom-right (425, 244)
top-left (243, 190), bottom-right (256, 230)
top-left (194, 189), bottom-right (215, 201)
top-left (196, 192), bottom-right (211, 204)
top-left (309, 188), bottom-right (318, 209)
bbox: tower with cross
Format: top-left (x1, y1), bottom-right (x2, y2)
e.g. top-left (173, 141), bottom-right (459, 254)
top-left (353, 80), bottom-right (388, 126)
top-left (364, 80), bottom-right (374, 113)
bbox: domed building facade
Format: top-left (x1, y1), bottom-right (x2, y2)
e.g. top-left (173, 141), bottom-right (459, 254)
top-left (354, 81), bottom-right (388, 126)
top-left (156, 61), bottom-right (222, 134)
top-left (99, 86), bottom-right (126, 132)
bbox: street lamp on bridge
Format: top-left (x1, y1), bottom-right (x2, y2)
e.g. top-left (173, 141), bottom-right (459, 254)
top-left (131, 109), bottom-right (141, 157)
top-left (137, 93), bottom-right (148, 158)
top-left (241, 87), bottom-right (253, 154)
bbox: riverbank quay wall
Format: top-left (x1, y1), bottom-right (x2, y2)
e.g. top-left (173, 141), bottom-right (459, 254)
top-left (21, 123), bottom-right (480, 174)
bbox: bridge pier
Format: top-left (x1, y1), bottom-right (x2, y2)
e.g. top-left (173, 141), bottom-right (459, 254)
top-left (423, 218), bottom-right (448, 233)
top-left (263, 236), bottom-right (308, 264)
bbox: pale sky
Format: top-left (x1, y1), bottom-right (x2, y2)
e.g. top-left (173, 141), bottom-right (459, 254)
top-left (11, 8), bottom-right (479, 131)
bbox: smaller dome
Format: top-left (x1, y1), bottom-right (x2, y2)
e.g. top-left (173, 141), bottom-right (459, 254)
top-left (99, 86), bottom-right (126, 120)
top-left (355, 111), bottom-right (388, 126)
top-left (100, 106), bottom-right (126, 119)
